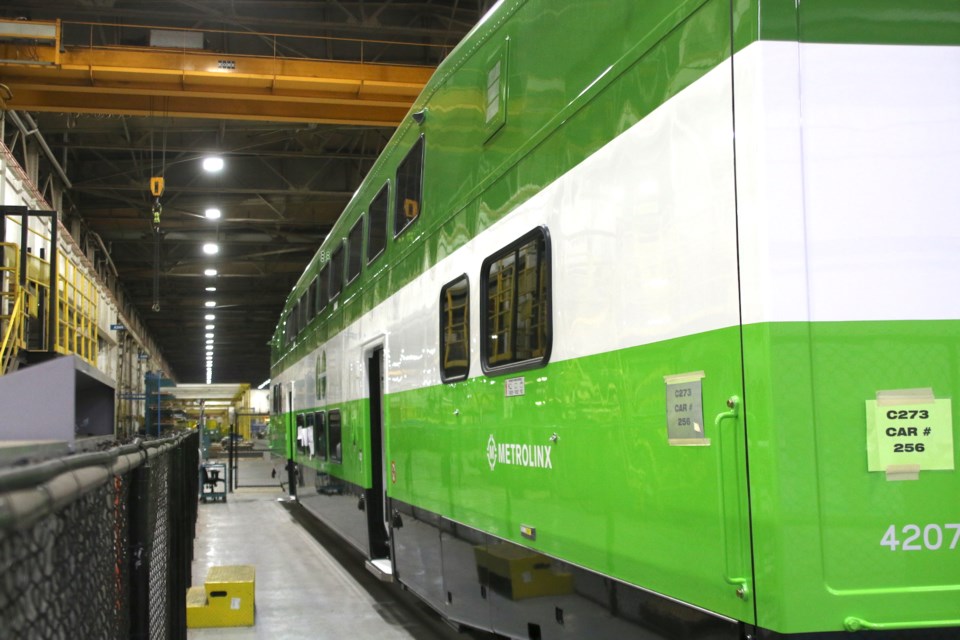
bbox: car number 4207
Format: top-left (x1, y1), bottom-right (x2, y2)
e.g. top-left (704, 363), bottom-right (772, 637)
top-left (881, 524), bottom-right (960, 551)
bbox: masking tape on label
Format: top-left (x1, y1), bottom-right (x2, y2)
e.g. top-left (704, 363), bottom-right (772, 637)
top-left (668, 438), bottom-right (711, 447)
top-left (876, 388), bottom-right (934, 407)
top-left (663, 371), bottom-right (705, 385)
top-left (885, 464), bottom-right (921, 482)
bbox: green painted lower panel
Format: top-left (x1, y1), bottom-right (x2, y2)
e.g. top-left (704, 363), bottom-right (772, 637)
top-left (275, 319), bottom-right (960, 633)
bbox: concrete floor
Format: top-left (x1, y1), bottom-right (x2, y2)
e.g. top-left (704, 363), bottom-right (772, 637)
top-left (188, 453), bottom-right (443, 640)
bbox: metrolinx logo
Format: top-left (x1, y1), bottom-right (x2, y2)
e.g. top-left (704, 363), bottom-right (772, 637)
top-left (486, 434), bottom-right (552, 471)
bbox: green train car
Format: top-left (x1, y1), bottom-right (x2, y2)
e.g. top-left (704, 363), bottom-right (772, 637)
top-left (269, 1), bottom-right (960, 637)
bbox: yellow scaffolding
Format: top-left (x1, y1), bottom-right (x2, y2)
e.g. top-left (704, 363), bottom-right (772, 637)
top-left (0, 233), bottom-right (99, 374)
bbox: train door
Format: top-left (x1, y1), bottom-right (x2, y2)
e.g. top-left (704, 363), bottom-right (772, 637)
top-left (365, 347), bottom-right (390, 562)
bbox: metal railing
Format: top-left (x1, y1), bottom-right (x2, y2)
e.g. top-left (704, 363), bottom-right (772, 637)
top-left (0, 432), bottom-right (199, 640)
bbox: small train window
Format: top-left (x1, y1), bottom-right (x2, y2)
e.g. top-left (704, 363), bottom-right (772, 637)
top-left (317, 265), bottom-right (329, 314)
top-left (328, 410), bottom-right (342, 463)
top-left (329, 245), bottom-right (344, 300)
top-left (484, 38), bottom-right (509, 141)
top-left (394, 136), bottom-right (424, 237)
top-left (346, 217), bottom-right (364, 284)
top-left (367, 184), bottom-right (389, 263)
top-left (481, 227), bottom-right (551, 374)
top-left (307, 277), bottom-right (317, 319)
top-left (296, 413), bottom-right (307, 453)
top-left (440, 275), bottom-right (470, 383)
top-left (284, 311), bottom-right (294, 346)
top-left (272, 384), bottom-right (282, 414)
top-left (297, 295), bottom-right (307, 334)
top-left (305, 412), bottom-right (316, 456)
top-left (314, 411), bottom-right (327, 461)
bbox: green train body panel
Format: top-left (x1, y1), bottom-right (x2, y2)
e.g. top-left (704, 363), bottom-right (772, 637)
top-left (269, 0), bottom-right (960, 635)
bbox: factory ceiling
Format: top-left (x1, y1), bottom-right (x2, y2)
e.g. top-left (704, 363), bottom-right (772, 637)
top-left (0, 0), bottom-right (489, 384)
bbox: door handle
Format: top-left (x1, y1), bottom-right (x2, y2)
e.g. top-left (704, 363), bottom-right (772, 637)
top-left (714, 396), bottom-right (749, 600)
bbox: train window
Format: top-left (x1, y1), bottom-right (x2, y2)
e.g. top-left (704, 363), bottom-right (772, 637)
top-left (317, 265), bottom-right (329, 313)
top-left (305, 412), bottom-right (316, 456)
top-left (484, 39), bottom-right (509, 141)
top-left (286, 304), bottom-right (299, 345)
top-left (284, 311), bottom-right (294, 346)
top-left (394, 136), bottom-right (424, 237)
top-left (272, 384), bottom-right (282, 414)
top-left (329, 244), bottom-right (344, 300)
top-left (328, 410), bottom-right (342, 463)
top-left (346, 217), bottom-right (364, 284)
top-left (440, 275), bottom-right (470, 382)
top-left (314, 411), bottom-right (327, 461)
top-left (296, 413), bottom-right (307, 454)
top-left (481, 227), bottom-right (551, 373)
top-left (307, 278), bottom-right (317, 320)
top-left (367, 184), bottom-right (389, 264)
top-left (297, 296), bottom-right (306, 334)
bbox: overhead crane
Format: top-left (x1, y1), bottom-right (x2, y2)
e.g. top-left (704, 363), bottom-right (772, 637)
top-left (0, 19), bottom-right (437, 125)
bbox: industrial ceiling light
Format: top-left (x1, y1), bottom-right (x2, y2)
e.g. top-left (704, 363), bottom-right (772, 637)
top-left (206, 345), bottom-right (214, 351)
top-left (205, 324), bottom-right (215, 330)
top-left (205, 287), bottom-right (216, 292)
top-left (202, 243), bottom-right (219, 255)
top-left (205, 339), bottom-right (214, 345)
top-left (204, 268), bottom-right (217, 276)
top-left (204, 314), bottom-right (216, 320)
top-left (202, 156), bottom-right (224, 173)
top-left (205, 333), bottom-right (214, 339)
top-left (204, 207), bottom-right (221, 220)
top-left (204, 301), bottom-right (216, 308)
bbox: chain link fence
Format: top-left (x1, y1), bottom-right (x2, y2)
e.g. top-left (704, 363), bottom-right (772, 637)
top-left (0, 432), bottom-right (199, 640)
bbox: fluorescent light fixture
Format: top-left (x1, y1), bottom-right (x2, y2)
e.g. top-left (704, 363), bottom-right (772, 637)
top-left (204, 314), bottom-right (216, 321)
top-left (204, 268), bottom-right (217, 276)
top-left (205, 287), bottom-right (216, 292)
top-left (206, 345), bottom-right (214, 351)
top-left (205, 324), bottom-right (215, 330)
top-left (202, 156), bottom-right (224, 172)
top-left (202, 243), bottom-right (219, 255)
top-left (205, 340), bottom-right (214, 346)
top-left (205, 301), bottom-right (216, 308)
top-left (204, 207), bottom-right (221, 220)
top-left (205, 333), bottom-right (214, 338)
top-left (257, 378), bottom-right (271, 390)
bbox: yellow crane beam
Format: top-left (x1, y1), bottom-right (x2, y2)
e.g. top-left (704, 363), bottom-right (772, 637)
top-left (0, 20), bottom-right (434, 125)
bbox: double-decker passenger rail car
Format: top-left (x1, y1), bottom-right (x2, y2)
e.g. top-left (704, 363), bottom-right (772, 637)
top-left (270, 1), bottom-right (960, 638)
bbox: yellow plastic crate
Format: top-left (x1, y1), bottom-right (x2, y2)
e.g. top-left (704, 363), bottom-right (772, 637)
top-left (186, 565), bottom-right (256, 628)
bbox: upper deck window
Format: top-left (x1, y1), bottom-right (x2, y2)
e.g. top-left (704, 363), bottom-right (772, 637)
top-left (394, 136), bottom-right (424, 237)
top-left (484, 39), bottom-right (509, 141)
top-left (367, 184), bottom-right (389, 263)
top-left (346, 217), bottom-right (364, 284)
top-left (329, 244), bottom-right (344, 300)
top-left (317, 265), bottom-right (329, 313)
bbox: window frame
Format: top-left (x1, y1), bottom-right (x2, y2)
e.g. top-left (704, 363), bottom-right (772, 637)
top-left (439, 274), bottom-right (470, 383)
top-left (479, 226), bottom-right (552, 376)
top-left (393, 135), bottom-right (425, 238)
